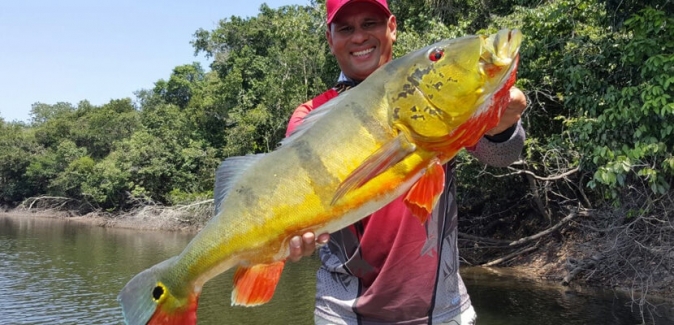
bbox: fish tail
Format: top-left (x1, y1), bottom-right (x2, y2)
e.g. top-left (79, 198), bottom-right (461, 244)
top-left (118, 257), bottom-right (199, 325)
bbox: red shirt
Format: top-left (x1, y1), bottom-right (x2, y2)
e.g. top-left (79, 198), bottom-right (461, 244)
top-left (286, 88), bottom-right (469, 324)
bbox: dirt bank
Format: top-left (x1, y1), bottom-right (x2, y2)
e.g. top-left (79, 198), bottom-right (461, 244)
top-left (0, 207), bottom-right (205, 233)
top-left (463, 221), bottom-right (674, 308)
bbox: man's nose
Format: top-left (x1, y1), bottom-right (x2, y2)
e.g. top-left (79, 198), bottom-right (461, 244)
top-left (351, 27), bottom-right (368, 43)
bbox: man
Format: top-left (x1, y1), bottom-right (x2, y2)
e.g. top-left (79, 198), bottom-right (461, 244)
top-left (285, 0), bottom-right (527, 324)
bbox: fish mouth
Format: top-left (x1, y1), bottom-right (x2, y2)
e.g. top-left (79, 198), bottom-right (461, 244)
top-left (481, 29), bottom-right (522, 66)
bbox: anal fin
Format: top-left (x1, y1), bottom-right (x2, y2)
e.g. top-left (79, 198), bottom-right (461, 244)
top-left (231, 261), bottom-right (285, 306)
top-left (404, 160), bottom-right (445, 224)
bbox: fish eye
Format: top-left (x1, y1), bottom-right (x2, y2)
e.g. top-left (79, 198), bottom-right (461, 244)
top-left (428, 48), bottom-right (444, 62)
top-left (152, 285), bottom-right (165, 301)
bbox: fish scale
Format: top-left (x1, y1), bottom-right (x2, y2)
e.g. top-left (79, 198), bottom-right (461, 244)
top-left (118, 29), bottom-right (523, 325)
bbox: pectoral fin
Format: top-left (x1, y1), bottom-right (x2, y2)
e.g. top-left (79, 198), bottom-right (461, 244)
top-left (404, 160), bottom-right (445, 224)
top-left (332, 133), bottom-right (416, 205)
top-left (231, 261), bottom-right (285, 306)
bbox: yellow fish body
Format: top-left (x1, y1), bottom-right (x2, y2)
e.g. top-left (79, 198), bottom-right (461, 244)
top-left (118, 29), bottom-right (522, 325)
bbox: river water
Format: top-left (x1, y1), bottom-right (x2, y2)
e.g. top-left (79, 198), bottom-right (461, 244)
top-left (1, 214), bottom-right (672, 325)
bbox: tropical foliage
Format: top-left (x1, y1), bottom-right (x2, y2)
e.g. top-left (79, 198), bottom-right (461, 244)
top-left (1, 0), bottom-right (671, 216)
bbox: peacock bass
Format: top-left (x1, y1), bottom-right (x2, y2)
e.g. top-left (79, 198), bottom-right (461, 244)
top-left (118, 29), bottom-right (523, 325)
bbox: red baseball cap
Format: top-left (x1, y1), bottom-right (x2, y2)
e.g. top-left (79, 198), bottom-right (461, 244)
top-left (326, 0), bottom-right (392, 24)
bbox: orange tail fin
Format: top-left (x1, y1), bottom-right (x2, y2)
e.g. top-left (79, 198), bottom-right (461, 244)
top-left (231, 261), bottom-right (285, 306)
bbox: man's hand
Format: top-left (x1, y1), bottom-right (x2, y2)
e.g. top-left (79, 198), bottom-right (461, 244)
top-left (288, 232), bottom-right (330, 262)
top-left (485, 87), bottom-right (527, 136)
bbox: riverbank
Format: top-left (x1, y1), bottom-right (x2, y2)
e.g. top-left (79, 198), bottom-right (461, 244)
top-left (486, 228), bottom-right (674, 309)
top-left (0, 206), bottom-right (207, 233)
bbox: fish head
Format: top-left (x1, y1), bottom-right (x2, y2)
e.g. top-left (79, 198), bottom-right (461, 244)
top-left (386, 29), bottom-right (522, 149)
top-left (118, 258), bottom-right (198, 325)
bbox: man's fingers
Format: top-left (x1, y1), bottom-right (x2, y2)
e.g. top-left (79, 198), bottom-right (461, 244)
top-left (289, 235), bottom-right (303, 262)
top-left (317, 233), bottom-right (330, 245)
top-left (508, 87), bottom-right (527, 113)
top-left (288, 232), bottom-right (331, 262)
top-left (302, 232), bottom-right (316, 256)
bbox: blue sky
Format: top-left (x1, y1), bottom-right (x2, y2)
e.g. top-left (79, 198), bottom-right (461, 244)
top-left (0, 0), bottom-right (306, 123)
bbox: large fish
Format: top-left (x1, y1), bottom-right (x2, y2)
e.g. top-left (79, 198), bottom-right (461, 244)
top-left (118, 29), bottom-right (523, 325)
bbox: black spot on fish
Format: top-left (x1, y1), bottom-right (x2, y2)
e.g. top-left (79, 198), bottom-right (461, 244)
top-left (152, 286), bottom-right (164, 301)
top-left (294, 139), bottom-right (314, 162)
top-left (395, 91), bottom-right (409, 100)
top-left (410, 106), bottom-right (418, 112)
top-left (353, 103), bottom-right (374, 122)
top-left (235, 186), bottom-right (257, 207)
top-left (424, 106), bottom-right (441, 116)
top-left (411, 114), bottom-right (425, 120)
top-left (403, 83), bottom-right (415, 94)
top-left (411, 66), bottom-right (433, 82)
top-left (433, 82), bottom-right (443, 90)
top-left (292, 139), bottom-right (340, 202)
top-left (406, 75), bottom-right (420, 87)
top-left (393, 83), bottom-right (416, 100)
top-left (393, 107), bottom-right (400, 119)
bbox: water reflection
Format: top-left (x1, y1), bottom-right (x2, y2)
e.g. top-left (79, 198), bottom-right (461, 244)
top-left (0, 215), bottom-right (317, 325)
top-left (1, 215), bottom-right (672, 325)
top-left (464, 267), bottom-right (673, 325)
top-left (0, 216), bottom-right (153, 324)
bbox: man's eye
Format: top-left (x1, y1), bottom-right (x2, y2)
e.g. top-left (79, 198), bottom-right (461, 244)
top-left (363, 21), bottom-right (379, 29)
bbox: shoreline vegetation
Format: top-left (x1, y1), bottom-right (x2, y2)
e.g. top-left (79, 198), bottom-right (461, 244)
top-left (2, 197), bottom-right (213, 232)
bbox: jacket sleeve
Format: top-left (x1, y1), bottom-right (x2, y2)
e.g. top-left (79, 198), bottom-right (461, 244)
top-left (285, 103), bottom-right (312, 137)
top-left (285, 89), bottom-right (339, 137)
top-left (469, 121), bottom-right (526, 168)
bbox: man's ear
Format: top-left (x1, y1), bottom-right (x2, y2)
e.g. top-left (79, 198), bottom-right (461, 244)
top-left (326, 28), bottom-right (335, 54)
top-left (389, 15), bottom-right (397, 42)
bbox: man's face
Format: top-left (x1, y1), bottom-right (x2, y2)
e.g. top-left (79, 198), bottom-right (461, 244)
top-left (327, 2), bottom-right (397, 81)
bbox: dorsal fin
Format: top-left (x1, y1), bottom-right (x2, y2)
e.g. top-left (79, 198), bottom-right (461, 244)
top-left (213, 154), bottom-right (265, 216)
top-left (279, 94), bottom-right (346, 147)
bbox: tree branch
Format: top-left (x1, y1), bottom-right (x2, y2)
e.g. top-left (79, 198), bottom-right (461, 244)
top-left (459, 209), bottom-right (590, 247)
top-left (481, 243), bottom-right (540, 267)
top-left (495, 166), bottom-right (580, 181)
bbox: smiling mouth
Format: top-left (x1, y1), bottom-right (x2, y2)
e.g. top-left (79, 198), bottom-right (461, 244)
top-left (352, 47), bottom-right (375, 57)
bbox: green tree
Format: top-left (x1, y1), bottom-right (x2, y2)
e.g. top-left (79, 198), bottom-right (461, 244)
top-left (46, 140), bottom-right (92, 198)
top-left (0, 122), bottom-right (40, 205)
top-left (31, 102), bottom-right (77, 149)
top-left (192, 4), bottom-right (336, 156)
top-left (569, 7), bottom-right (674, 195)
top-left (153, 63), bottom-right (205, 109)
top-left (30, 101), bottom-right (75, 125)
top-left (30, 99), bottom-right (139, 160)
top-left (70, 99), bottom-right (140, 159)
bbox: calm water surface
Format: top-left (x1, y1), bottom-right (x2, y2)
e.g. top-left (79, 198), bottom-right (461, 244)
top-left (1, 214), bottom-right (672, 325)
